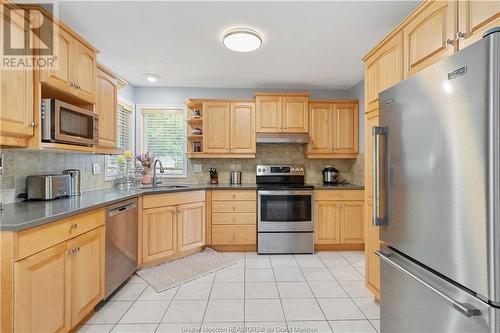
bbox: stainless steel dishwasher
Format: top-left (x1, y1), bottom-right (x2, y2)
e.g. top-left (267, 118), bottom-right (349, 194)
top-left (105, 199), bottom-right (138, 298)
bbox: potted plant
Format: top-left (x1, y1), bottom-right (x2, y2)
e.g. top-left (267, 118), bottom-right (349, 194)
top-left (136, 152), bottom-right (155, 185)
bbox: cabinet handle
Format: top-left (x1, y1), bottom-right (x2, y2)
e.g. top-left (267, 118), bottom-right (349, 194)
top-left (28, 122), bottom-right (35, 128)
top-left (70, 223), bottom-right (78, 230)
top-left (232, 217), bottom-right (236, 223)
top-left (70, 82), bottom-right (74, 87)
top-left (232, 194), bottom-right (236, 199)
top-left (455, 31), bottom-right (466, 40)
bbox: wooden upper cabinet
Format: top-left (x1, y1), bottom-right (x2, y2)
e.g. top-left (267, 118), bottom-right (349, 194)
top-left (458, 0), bottom-right (500, 50)
top-left (14, 243), bottom-right (70, 333)
top-left (73, 43), bottom-right (97, 103)
top-left (364, 32), bottom-right (403, 113)
top-left (230, 102), bottom-right (256, 153)
top-left (403, 0), bottom-right (455, 78)
top-left (68, 227), bottom-right (104, 326)
top-left (204, 102), bottom-right (230, 153)
top-left (333, 103), bottom-right (358, 155)
top-left (308, 103), bottom-right (333, 154)
top-left (315, 201), bottom-right (341, 244)
top-left (306, 101), bottom-right (358, 159)
top-left (0, 8), bottom-right (34, 145)
top-left (177, 202), bottom-right (205, 252)
top-left (282, 96), bottom-right (308, 133)
top-left (39, 26), bottom-right (73, 93)
top-left (142, 206), bottom-right (177, 264)
top-left (96, 66), bottom-right (118, 148)
top-left (256, 95), bottom-right (282, 132)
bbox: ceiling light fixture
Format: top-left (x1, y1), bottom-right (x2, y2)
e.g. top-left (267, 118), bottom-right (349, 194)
top-left (223, 28), bottom-right (262, 53)
top-left (145, 74), bottom-right (160, 83)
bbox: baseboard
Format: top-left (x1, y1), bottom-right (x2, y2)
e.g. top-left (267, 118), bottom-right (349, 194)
top-left (314, 244), bottom-right (364, 251)
top-left (138, 246), bottom-right (205, 268)
top-left (208, 245), bottom-right (257, 252)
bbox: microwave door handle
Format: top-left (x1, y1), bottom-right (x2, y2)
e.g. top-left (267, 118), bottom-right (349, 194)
top-left (376, 250), bottom-right (482, 317)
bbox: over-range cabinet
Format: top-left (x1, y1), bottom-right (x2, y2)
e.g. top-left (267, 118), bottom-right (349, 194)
top-left (373, 28), bottom-right (500, 332)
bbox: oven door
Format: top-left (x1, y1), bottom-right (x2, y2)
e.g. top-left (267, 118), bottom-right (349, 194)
top-left (258, 190), bottom-right (313, 232)
top-left (54, 100), bottom-right (98, 146)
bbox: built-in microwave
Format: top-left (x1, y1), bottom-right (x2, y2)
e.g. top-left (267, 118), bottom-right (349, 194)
top-left (41, 99), bottom-right (99, 146)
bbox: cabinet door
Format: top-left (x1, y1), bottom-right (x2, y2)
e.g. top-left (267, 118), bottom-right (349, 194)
top-left (68, 227), bottom-right (105, 326)
top-left (204, 102), bottom-right (230, 153)
top-left (340, 201), bottom-right (364, 244)
top-left (142, 206), bottom-right (177, 263)
top-left (282, 96), bottom-right (308, 133)
top-left (256, 96), bottom-right (282, 133)
top-left (307, 103), bottom-right (332, 154)
top-left (177, 202), bottom-right (205, 252)
top-left (333, 103), bottom-right (358, 155)
top-left (314, 201), bottom-right (341, 244)
top-left (364, 32), bottom-right (403, 113)
top-left (458, 0), bottom-right (500, 50)
top-left (39, 26), bottom-right (73, 94)
top-left (230, 102), bottom-right (256, 153)
top-left (14, 243), bottom-right (70, 333)
top-left (96, 67), bottom-right (118, 147)
top-left (403, 0), bottom-right (455, 78)
top-left (72, 42), bottom-right (97, 103)
top-left (0, 7), bottom-right (33, 141)
top-left (365, 201), bottom-right (381, 299)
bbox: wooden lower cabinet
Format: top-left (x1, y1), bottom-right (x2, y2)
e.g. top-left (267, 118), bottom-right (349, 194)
top-left (68, 227), bottom-right (105, 326)
top-left (314, 190), bottom-right (364, 247)
top-left (141, 195), bottom-right (205, 265)
top-left (142, 206), bottom-right (177, 263)
top-left (14, 243), bottom-right (70, 333)
top-left (177, 202), bottom-right (206, 252)
top-left (365, 202), bottom-right (381, 300)
top-left (14, 226), bottom-right (104, 333)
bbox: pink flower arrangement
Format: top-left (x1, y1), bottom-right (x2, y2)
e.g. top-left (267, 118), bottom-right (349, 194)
top-left (136, 152), bottom-right (155, 174)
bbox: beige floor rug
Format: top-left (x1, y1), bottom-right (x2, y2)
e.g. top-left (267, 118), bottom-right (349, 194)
top-left (136, 248), bottom-right (237, 292)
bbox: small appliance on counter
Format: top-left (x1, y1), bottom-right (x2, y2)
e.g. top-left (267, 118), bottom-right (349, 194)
top-left (63, 169), bottom-right (81, 196)
top-left (322, 166), bottom-right (339, 185)
top-left (230, 171), bottom-right (241, 185)
top-left (26, 174), bottom-right (71, 200)
top-left (209, 167), bottom-right (218, 184)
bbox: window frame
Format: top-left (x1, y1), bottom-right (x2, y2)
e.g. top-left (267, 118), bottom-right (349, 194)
top-left (136, 104), bottom-right (187, 178)
top-left (104, 97), bottom-right (135, 181)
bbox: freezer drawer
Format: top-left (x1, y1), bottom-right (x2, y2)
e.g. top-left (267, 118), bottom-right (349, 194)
top-left (378, 245), bottom-right (499, 333)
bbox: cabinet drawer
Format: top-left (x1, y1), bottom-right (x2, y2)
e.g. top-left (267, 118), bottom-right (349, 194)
top-left (212, 213), bottom-right (256, 225)
top-left (212, 190), bottom-right (256, 201)
top-left (212, 225), bottom-right (256, 245)
top-left (212, 201), bottom-right (256, 213)
top-left (16, 208), bottom-right (105, 260)
top-left (315, 190), bottom-right (364, 201)
top-left (143, 191), bottom-right (205, 209)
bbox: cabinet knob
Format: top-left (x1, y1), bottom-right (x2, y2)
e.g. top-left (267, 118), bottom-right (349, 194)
top-left (70, 223), bottom-right (78, 230)
top-left (456, 31), bottom-right (466, 40)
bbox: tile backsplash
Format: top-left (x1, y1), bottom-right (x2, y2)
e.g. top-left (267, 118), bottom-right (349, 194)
top-left (0, 150), bottom-right (113, 203)
top-left (0, 144), bottom-right (364, 203)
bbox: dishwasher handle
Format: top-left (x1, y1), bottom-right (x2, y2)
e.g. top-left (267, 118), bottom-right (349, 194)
top-left (108, 202), bottom-right (137, 217)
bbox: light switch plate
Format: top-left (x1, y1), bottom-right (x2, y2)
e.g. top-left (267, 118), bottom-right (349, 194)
top-left (192, 164), bottom-right (202, 173)
top-left (92, 163), bottom-right (101, 175)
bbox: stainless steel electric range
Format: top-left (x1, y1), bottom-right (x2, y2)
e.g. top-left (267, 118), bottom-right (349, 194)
top-left (256, 164), bottom-right (314, 254)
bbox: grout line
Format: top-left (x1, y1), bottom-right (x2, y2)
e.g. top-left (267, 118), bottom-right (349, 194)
top-left (198, 268), bottom-right (217, 330)
top-left (268, 253), bottom-right (289, 331)
top-left (154, 278), bottom-right (183, 333)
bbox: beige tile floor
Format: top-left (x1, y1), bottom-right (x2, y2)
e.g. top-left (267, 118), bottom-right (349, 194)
top-left (78, 251), bottom-right (379, 333)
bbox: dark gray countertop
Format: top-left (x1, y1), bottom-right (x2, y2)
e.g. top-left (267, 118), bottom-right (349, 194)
top-left (310, 183), bottom-right (365, 190)
top-left (0, 183), bottom-right (363, 231)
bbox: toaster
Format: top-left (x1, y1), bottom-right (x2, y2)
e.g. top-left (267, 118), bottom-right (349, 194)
top-left (26, 174), bottom-right (71, 200)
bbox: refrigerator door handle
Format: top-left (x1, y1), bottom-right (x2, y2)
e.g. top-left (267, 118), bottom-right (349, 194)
top-left (372, 126), bottom-right (388, 226)
top-left (376, 250), bottom-right (482, 317)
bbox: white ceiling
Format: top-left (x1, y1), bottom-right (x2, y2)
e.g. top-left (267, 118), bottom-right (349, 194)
top-left (59, 1), bottom-right (419, 89)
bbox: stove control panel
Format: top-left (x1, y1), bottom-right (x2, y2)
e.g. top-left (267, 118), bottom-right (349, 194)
top-left (256, 165), bottom-right (305, 176)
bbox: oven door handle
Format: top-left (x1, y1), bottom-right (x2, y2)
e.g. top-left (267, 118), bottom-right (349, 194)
top-left (258, 190), bottom-right (314, 196)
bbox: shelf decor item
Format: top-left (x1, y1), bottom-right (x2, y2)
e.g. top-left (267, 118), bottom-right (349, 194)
top-left (136, 152), bottom-right (155, 185)
top-left (192, 109), bottom-right (201, 118)
top-left (192, 127), bottom-right (202, 135)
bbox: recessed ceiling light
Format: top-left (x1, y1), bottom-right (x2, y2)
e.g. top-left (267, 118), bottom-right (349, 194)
top-left (223, 28), bottom-right (262, 53)
top-left (145, 74), bottom-right (160, 83)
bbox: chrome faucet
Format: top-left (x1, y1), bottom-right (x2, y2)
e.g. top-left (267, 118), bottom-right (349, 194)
top-left (152, 159), bottom-right (165, 187)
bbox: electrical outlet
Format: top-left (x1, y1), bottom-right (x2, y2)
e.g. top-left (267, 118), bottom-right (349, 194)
top-left (92, 163), bottom-right (101, 175)
top-left (192, 164), bottom-right (202, 173)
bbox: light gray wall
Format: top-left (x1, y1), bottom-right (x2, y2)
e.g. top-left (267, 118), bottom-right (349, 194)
top-left (346, 80), bottom-right (364, 153)
top-left (134, 87), bottom-right (348, 105)
top-left (118, 84), bottom-right (136, 102)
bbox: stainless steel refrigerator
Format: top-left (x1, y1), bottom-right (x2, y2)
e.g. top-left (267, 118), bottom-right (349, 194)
top-left (373, 27), bottom-right (500, 332)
